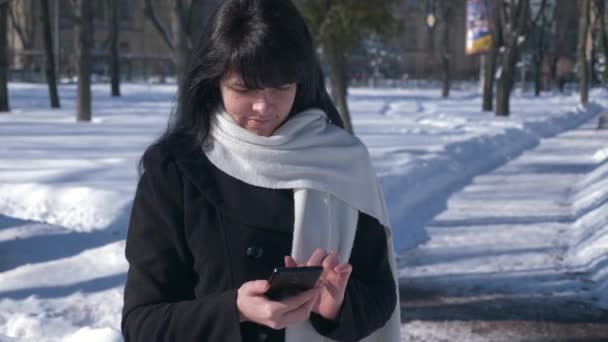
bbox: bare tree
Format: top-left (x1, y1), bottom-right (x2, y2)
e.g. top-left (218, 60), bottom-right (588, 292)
top-left (437, 0), bottom-right (452, 98)
top-left (425, 0), bottom-right (452, 98)
top-left (109, 0), bottom-right (120, 97)
top-left (482, 0), bottom-right (500, 112)
top-left (143, 0), bottom-right (204, 89)
top-left (594, 0), bottom-right (608, 83)
top-left (297, 0), bottom-right (398, 134)
top-left (170, 0), bottom-right (189, 88)
top-left (529, 0), bottom-right (553, 97)
top-left (8, 0), bottom-right (36, 72)
top-left (41, 0), bottom-right (60, 108)
top-left (73, 0), bottom-right (93, 121)
top-left (0, 1), bottom-right (8, 112)
top-left (495, 0), bottom-right (530, 116)
top-left (578, 0), bottom-right (591, 106)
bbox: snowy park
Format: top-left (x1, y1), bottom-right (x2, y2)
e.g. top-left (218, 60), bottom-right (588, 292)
top-left (0, 83), bottom-right (607, 341)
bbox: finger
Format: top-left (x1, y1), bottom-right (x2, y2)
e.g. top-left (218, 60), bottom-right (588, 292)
top-left (242, 280), bottom-right (270, 295)
top-left (284, 255), bottom-right (298, 268)
top-left (279, 287), bottom-right (320, 311)
top-left (322, 251), bottom-right (339, 270)
top-left (334, 263), bottom-right (352, 274)
top-left (306, 248), bottom-right (327, 266)
top-left (280, 290), bottom-right (318, 326)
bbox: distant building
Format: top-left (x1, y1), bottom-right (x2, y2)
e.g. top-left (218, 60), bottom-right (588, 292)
top-left (7, 0), bottom-right (220, 82)
top-left (393, 0), bottom-right (480, 80)
top-left (11, 0), bottom-right (586, 86)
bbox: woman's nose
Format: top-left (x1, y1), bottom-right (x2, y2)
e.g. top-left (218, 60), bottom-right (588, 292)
top-left (252, 91), bottom-right (271, 113)
top-left (252, 98), bottom-right (268, 113)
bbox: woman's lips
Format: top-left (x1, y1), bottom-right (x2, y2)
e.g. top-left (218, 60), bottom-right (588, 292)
top-left (248, 118), bottom-right (272, 125)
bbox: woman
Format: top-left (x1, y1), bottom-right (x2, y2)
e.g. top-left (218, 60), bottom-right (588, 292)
top-left (121, 0), bottom-right (401, 341)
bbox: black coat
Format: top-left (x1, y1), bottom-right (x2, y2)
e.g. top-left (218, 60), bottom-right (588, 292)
top-left (121, 136), bottom-right (396, 342)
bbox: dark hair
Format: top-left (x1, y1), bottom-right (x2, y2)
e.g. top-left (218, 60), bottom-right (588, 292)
top-left (140, 0), bottom-right (342, 172)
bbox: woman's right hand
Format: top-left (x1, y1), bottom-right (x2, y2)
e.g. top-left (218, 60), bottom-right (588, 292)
top-left (236, 280), bottom-right (320, 329)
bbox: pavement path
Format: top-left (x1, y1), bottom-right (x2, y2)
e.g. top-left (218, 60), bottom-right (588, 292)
top-left (398, 116), bottom-right (608, 342)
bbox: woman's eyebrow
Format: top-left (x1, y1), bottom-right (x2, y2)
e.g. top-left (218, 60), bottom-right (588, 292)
top-left (229, 81), bottom-right (246, 88)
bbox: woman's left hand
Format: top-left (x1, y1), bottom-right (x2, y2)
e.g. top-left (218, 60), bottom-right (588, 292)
top-left (284, 248), bottom-right (353, 321)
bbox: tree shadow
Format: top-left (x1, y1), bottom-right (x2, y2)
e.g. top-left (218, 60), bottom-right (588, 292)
top-left (0, 202), bottom-right (132, 273)
top-left (0, 273), bottom-right (127, 299)
top-left (0, 214), bottom-right (27, 231)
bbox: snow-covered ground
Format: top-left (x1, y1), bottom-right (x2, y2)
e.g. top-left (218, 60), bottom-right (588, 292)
top-left (398, 117), bottom-right (608, 341)
top-left (0, 83), bottom-right (606, 341)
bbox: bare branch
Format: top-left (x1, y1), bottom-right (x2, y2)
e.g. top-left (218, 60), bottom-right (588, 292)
top-left (8, 1), bottom-right (29, 48)
top-left (143, 0), bottom-right (174, 50)
top-left (175, 0), bottom-right (192, 50)
top-left (27, 0), bottom-right (36, 46)
top-left (101, 0), bottom-right (112, 50)
top-left (498, 1), bottom-right (508, 45)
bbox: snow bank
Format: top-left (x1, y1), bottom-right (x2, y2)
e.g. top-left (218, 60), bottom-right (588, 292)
top-left (368, 100), bottom-right (603, 253)
top-left (567, 147), bottom-right (608, 309)
top-left (0, 183), bottom-right (130, 232)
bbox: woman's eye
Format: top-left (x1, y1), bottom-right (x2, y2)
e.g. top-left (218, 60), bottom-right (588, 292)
top-left (233, 86), bottom-right (250, 93)
top-left (277, 84), bottom-right (293, 91)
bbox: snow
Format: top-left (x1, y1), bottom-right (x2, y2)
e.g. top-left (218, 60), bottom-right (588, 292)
top-left (0, 83), bottom-right (607, 341)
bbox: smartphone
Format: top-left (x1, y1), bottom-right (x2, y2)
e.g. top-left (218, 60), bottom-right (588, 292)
top-left (266, 266), bottom-right (323, 301)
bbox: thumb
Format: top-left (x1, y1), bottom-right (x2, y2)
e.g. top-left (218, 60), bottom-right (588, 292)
top-left (243, 280), bottom-right (270, 295)
top-left (284, 255), bottom-right (298, 268)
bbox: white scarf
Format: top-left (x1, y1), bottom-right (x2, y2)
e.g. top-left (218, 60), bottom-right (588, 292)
top-left (203, 108), bottom-right (401, 342)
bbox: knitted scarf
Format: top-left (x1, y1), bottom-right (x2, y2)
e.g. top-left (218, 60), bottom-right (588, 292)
top-left (203, 108), bottom-right (401, 342)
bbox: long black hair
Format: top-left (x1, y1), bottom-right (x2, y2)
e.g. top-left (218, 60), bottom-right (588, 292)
top-left (140, 0), bottom-right (342, 172)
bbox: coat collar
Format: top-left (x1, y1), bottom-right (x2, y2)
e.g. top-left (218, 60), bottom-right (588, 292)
top-left (166, 140), bottom-right (224, 208)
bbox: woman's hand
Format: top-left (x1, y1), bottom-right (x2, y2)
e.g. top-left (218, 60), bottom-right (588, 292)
top-left (285, 248), bottom-right (353, 321)
top-left (236, 280), bottom-right (320, 329)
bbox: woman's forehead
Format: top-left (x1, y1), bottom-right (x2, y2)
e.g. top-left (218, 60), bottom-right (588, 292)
top-left (221, 68), bottom-right (295, 88)
top-left (220, 71), bottom-right (243, 84)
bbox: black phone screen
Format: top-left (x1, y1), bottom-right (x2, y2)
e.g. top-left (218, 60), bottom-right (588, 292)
top-left (266, 266), bottom-right (323, 301)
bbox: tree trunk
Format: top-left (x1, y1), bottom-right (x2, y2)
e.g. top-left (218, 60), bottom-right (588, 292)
top-left (0, 2), bottom-right (9, 112)
top-left (482, 52), bottom-right (496, 111)
top-left (533, 9), bottom-right (545, 97)
top-left (110, 0), bottom-right (120, 96)
top-left (598, 0), bottom-right (608, 83)
top-left (171, 0), bottom-right (188, 89)
top-left (325, 41), bottom-right (353, 134)
top-left (482, 0), bottom-right (499, 112)
top-left (41, 0), bottom-right (60, 108)
top-left (73, 0), bottom-right (93, 121)
top-left (578, 0), bottom-right (590, 106)
top-left (441, 53), bottom-right (450, 98)
top-left (439, 2), bottom-right (450, 98)
top-left (143, 0), bottom-right (174, 50)
top-left (495, 73), bottom-right (510, 116)
top-left (496, 47), bottom-right (517, 116)
top-left (495, 0), bottom-right (529, 117)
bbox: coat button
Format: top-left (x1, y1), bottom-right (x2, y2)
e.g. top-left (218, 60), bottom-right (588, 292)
top-left (246, 246), bottom-right (263, 259)
top-left (257, 331), bottom-right (268, 341)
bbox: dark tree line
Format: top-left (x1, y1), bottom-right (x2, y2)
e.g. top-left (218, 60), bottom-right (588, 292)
top-left (2, 0), bottom-right (607, 125)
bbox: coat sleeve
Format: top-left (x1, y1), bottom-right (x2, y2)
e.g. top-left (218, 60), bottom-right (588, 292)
top-left (121, 148), bottom-right (242, 342)
top-left (309, 212), bottom-right (397, 341)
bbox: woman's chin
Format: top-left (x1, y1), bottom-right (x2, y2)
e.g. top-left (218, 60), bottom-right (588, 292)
top-left (246, 124), bottom-right (275, 137)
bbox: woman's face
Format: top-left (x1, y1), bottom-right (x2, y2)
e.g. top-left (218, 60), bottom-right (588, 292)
top-left (219, 71), bottom-right (297, 137)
